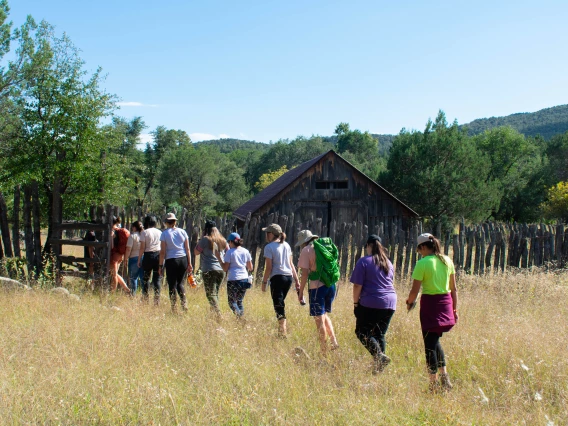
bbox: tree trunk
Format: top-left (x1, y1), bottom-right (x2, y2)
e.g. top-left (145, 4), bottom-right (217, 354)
top-left (0, 191), bottom-right (13, 257)
top-left (12, 185), bottom-right (21, 257)
top-left (31, 181), bottom-right (43, 276)
top-left (23, 185), bottom-right (35, 276)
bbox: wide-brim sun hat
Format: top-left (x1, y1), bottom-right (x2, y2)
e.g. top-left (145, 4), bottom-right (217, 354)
top-left (262, 223), bottom-right (282, 234)
top-left (295, 230), bottom-right (319, 247)
top-left (165, 212), bottom-right (177, 222)
top-left (417, 233), bottom-right (434, 246)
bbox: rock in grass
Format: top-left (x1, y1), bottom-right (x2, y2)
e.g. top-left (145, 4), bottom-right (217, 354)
top-left (51, 287), bottom-right (70, 296)
top-left (68, 294), bottom-right (81, 302)
top-left (0, 277), bottom-right (29, 291)
top-left (110, 306), bottom-right (122, 311)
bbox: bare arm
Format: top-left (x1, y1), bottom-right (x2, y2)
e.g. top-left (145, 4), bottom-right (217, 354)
top-left (184, 238), bottom-right (192, 272)
top-left (290, 255), bottom-right (300, 291)
top-left (450, 274), bottom-right (458, 321)
top-left (262, 258), bottom-right (272, 292)
top-left (214, 250), bottom-right (230, 272)
top-left (158, 241), bottom-right (166, 276)
top-left (352, 283), bottom-right (363, 305)
top-left (298, 267), bottom-right (309, 301)
top-left (138, 240), bottom-right (145, 267)
top-left (406, 279), bottom-right (422, 310)
top-left (246, 260), bottom-right (253, 272)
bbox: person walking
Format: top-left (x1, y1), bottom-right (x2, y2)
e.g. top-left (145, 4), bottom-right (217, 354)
top-left (351, 234), bottom-right (397, 374)
top-left (262, 223), bottom-right (300, 338)
top-left (138, 216), bottom-right (162, 305)
top-left (124, 221), bottom-right (144, 295)
top-left (194, 220), bottom-right (227, 315)
top-left (406, 233), bottom-right (458, 392)
top-left (159, 213), bottom-right (192, 312)
top-left (110, 216), bottom-right (131, 294)
top-left (215, 233), bottom-right (253, 318)
top-left (297, 230), bottom-right (339, 354)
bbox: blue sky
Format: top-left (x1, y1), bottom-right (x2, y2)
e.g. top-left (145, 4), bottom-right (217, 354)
top-left (10, 0), bottom-right (568, 143)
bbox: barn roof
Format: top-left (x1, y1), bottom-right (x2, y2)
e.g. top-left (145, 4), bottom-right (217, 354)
top-left (233, 150), bottom-right (419, 220)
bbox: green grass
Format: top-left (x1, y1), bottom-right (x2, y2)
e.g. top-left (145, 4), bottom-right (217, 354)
top-left (0, 271), bottom-right (566, 424)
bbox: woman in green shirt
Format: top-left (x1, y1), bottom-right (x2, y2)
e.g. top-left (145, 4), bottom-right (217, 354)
top-left (406, 233), bottom-right (458, 393)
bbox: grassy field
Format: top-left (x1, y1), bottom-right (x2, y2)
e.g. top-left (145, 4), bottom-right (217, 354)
top-left (0, 271), bottom-right (566, 425)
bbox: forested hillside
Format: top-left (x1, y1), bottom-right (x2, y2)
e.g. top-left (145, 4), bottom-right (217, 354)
top-left (464, 104), bottom-right (568, 139)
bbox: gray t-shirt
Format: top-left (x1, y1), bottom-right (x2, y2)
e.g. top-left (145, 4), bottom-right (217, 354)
top-left (264, 241), bottom-right (293, 277)
top-left (197, 237), bottom-right (223, 272)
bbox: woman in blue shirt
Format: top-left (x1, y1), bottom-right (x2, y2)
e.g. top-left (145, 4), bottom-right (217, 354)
top-left (159, 212), bottom-right (192, 312)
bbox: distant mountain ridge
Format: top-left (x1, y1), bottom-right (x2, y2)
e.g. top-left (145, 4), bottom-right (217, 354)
top-left (194, 104), bottom-right (568, 152)
top-left (463, 104), bottom-right (568, 139)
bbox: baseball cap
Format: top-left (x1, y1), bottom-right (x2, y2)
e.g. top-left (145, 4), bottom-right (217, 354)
top-left (417, 233), bottom-right (434, 246)
top-left (366, 234), bottom-right (382, 245)
top-left (262, 223), bottom-right (282, 234)
top-left (227, 232), bottom-right (241, 242)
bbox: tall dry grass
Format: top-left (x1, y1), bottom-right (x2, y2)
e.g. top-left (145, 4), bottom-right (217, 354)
top-left (0, 271), bottom-right (566, 424)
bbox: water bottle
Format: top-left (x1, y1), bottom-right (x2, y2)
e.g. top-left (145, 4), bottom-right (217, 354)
top-left (187, 273), bottom-right (197, 288)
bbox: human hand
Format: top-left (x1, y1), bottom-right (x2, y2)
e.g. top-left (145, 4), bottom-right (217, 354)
top-left (454, 310), bottom-right (459, 323)
top-left (406, 297), bottom-right (416, 311)
top-left (158, 266), bottom-right (163, 276)
top-left (262, 282), bottom-right (267, 292)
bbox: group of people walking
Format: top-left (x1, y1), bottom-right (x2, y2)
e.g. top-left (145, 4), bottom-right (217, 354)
top-left (108, 215), bottom-right (458, 392)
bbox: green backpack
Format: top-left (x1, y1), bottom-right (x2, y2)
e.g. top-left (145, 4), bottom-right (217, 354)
top-left (308, 237), bottom-right (340, 287)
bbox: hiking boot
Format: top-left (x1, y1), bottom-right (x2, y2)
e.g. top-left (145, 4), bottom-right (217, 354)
top-left (440, 373), bottom-right (453, 391)
top-left (429, 380), bottom-right (440, 394)
top-left (372, 354), bottom-right (391, 374)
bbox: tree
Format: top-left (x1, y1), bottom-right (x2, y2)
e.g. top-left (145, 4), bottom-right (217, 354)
top-left (156, 144), bottom-right (247, 216)
top-left (255, 166), bottom-right (288, 191)
top-left (381, 111), bottom-right (500, 227)
top-left (6, 22), bottom-right (117, 260)
top-left (474, 127), bottom-right (543, 220)
top-left (143, 126), bottom-right (191, 205)
top-left (541, 182), bottom-right (568, 221)
top-left (334, 122), bottom-right (384, 180)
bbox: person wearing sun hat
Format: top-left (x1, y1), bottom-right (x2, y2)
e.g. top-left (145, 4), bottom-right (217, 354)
top-left (215, 232), bottom-right (253, 318)
top-left (159, 212), bottom-right (192, 312)
top-left (406, 233), bottom-right (458, 392)
top-left (297, 229), bottom-right (339, 354)
top-left (261, 223), bottom-right (300, 337)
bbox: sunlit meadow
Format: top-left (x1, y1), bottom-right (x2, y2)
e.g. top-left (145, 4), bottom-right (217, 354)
top-left (0, 271), bottom-right (566, 424)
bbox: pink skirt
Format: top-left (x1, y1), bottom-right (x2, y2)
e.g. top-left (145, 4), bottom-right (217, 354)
top-left (420, 293), bottom-right (455, 334)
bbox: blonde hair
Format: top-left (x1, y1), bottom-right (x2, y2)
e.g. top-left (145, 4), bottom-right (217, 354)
top-left (205, 226), bottom-right (227, 250)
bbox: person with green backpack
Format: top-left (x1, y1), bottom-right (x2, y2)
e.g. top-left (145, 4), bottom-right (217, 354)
top-left (297, 230), bottom-right (340, 354)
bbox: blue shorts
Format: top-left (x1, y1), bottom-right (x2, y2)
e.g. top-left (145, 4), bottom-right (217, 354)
top-left (308, 284), bottom-right (337, 317)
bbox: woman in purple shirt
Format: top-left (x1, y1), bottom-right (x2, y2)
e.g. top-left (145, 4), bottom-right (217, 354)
top-left (351, 234), bottom-right (397, 374)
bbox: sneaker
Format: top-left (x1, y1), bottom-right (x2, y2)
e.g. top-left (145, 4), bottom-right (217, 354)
top-left (439, 373), bottom-right (453, 391)
top-left (372, 354), bottom-right (391, 374)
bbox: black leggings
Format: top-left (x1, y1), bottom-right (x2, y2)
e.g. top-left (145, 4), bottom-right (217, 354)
top-left (355, 306), bottom-right (395, 358)
top-left (165, 257), bottom-right (188, 308)
top-left (269, 275), bottom-right (293, 320)
top-left (422, 330), bottom-right (446, 374)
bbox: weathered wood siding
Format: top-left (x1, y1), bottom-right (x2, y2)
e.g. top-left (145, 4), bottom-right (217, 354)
top-left (252, 152), bottom-right (415, 238)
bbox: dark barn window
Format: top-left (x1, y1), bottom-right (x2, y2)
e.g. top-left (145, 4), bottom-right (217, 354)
top-left (316, 181), bottom-right (348, 190)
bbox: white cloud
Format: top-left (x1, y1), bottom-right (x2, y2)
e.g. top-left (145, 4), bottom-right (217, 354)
top-left (136, 133), bottom-right (153, 149)
top-left (190, 133), bottom-right (230, 142)
top-left (117, 101), bottom-right (158, 107)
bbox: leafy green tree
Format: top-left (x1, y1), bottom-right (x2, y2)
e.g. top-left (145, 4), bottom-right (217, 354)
top-left (541, 182), bottom-right (568, 221)
top-left (255, 166), bottom-right (288, 191)
top-left (474, 127), bottom-right (543, 220)
top-left (7, 21), bottom-right (117, 255)
top-left (381, 111), bottom-right (500, 227)
top-left (156, 145), bottom-right (247, 216)
top-left (334, 122), bottom-right (384, 180)
top-left (143, 126), bottom-right (191, 205)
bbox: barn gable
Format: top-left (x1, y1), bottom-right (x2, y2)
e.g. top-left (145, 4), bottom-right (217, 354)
top-left (234, 150), bottom-right (418, 223)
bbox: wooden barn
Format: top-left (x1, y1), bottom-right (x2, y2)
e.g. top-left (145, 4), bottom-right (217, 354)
top-left (233, 150), bottom-right (418, 247)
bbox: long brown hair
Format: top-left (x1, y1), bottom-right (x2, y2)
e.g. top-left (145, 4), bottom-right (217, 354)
top-left (418, 235), bottom-right (448, 266)
top-left (368, 240), bottom-right (391, 274)
top-left (204, 224), bottom-right (227, 250)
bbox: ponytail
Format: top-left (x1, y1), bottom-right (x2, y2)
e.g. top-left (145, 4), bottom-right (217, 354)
top-left (369, 240), bottom-right (391, 274)
top-left (418, 235), bottom-right (448, 266)
top-left (272, 232), bottom-right (286, 244)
